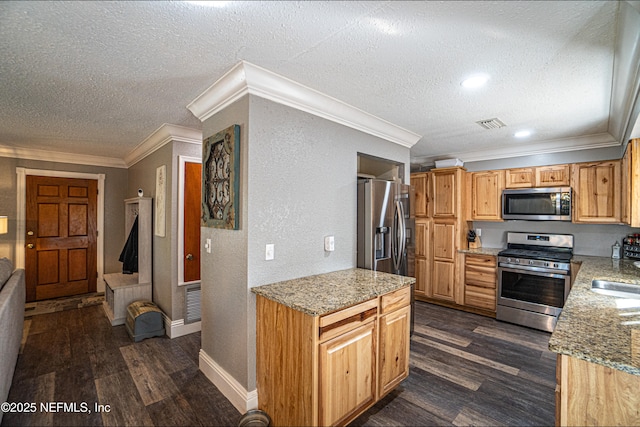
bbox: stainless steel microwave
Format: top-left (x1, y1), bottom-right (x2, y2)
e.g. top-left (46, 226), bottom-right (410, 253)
top-left (502, 187), bottom-right (571, 221)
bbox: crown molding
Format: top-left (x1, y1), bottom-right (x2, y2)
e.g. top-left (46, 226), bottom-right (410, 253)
top-left (125, 123), bottom-right (202, 167)
top-left (187, 60), bottom-right (421, 148)
top-left (0, 144), bottom-right (128, 168)
top-left (411, 132), bottom-right (620, 166)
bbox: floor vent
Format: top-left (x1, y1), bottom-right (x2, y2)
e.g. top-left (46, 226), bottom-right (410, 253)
top-left (476, 117), bottom-right (506, 129)
top-left (184, 283), bottom-right (201, 324)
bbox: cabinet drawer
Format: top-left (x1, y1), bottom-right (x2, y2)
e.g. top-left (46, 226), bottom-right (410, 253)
top-left (465, 255), bottom-right (496, 288)
top-left (319, 299), bottom-right (378, 342)
top-left (465, 254), bottom-right (496, 267)
top-left (465, 266), bottom-right (496, 288)
top-left (464, 285), bottom-right (496, 311)
top-left (380, 286), bottom-right (411, 314)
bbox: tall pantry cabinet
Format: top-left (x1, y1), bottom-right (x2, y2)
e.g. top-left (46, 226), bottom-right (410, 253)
top-left (411, 172), bottom-right (430, 298)
top-left (411, 167), bottom-right (467, 305)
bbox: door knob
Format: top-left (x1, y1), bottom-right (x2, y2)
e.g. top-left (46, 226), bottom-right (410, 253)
top-left (186, 253), bottom-right (193, 261)
top-left (27, 244), bottom-right (34, 249)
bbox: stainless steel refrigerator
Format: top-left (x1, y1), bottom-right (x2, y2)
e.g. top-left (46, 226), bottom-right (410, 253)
top-left (357, 178), bottom-right (415, 277)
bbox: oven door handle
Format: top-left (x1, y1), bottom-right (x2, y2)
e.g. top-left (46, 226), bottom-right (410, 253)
top-left (498, 265), bottom-right (568, 279)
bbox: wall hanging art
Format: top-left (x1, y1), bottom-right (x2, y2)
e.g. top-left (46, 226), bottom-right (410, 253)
top-left (202, 124), bottom-right (240, 230)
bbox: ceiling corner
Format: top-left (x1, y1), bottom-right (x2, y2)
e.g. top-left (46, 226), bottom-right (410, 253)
top-left (187, 60), bottom-right (421, 148)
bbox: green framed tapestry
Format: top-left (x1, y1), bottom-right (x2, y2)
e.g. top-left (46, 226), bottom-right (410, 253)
top-left (202, 124), bottom-right (240, 230)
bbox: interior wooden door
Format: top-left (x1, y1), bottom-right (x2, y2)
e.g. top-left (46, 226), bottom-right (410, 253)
top-left (25, 175), bottom-right (97, 302)
top-left (184, 162), bottom-right (202, 283)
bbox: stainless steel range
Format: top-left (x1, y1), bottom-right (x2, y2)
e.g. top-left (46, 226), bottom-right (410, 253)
top-left (497, 232), bottom-right (573, 332)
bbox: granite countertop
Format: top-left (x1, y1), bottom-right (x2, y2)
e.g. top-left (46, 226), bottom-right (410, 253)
top-left (458, 247), bottom-right (502, 256)
top-left (251, 268), bottom-right (415, 316)
top-left (549, 255), bottom-right (640, 376)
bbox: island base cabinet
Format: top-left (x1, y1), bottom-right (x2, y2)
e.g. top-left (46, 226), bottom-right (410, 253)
top-left (378, 305), bottom-right (410, 397)
top-left (256, 296), bottom-right (317, 427)
top-left (557, 354), bottom-right (640, 426)
top-left (319, 320), bottom-right (376, 426)
top-left (256, 286), bottom-right (411, 427)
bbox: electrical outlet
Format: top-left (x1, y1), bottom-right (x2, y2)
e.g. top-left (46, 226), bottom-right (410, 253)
top-left (265, 244), bottom-right (275, 260)
top-left (476, 228), bottom-right (481, 237)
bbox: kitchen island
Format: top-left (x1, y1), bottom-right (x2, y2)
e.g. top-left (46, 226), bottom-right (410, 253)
top-left (549, 256), bottom-right (640, 426)
top-left (252, 268), bottom-right (414, 427)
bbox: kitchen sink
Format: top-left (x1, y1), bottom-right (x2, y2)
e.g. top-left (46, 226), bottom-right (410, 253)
top-left (591, 280), bottom-right (640, 299)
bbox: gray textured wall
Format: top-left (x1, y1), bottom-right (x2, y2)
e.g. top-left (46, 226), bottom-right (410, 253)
top-left (199, 94), bottom-right (410, 392)
top-left (0, 156), bottom-right (128, 274)
top-left (128, 143), bottom-right (174, 317)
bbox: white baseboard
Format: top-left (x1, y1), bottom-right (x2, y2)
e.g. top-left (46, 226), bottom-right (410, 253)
top-left (162, 315), bottom-right (201, 338)
top-left (198, 349), bottom-right (258, 414)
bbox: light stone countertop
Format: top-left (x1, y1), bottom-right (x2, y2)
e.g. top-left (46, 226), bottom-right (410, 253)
top-left (251, 268), bottom-right (415, 316)
top-left (549, 255), bottom-right (640, 376)
top-left (458, 247), bottom-right (502, 256)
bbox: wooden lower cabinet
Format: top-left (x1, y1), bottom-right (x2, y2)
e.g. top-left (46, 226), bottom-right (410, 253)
top-left (463, 254), bottom-right (497, 312)
top-left (556, 354), bottom-right (640, 426)
top-left (319, 320), bottom-right (376, 426)
top-left (256, 286), bottom-right (411, 426)
top-left (378, 305), bottom-right (411, 397)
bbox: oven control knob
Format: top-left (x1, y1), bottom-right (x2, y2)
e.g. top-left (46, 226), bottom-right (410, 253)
top-left (507, 258), bottom-right (512, 263)
top-left (554, 263), bottom-right (559, 268)
top-left (529, 260), bottom-right (534, 265)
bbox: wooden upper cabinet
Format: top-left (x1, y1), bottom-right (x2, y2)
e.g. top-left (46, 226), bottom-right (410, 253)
top-left (572, 160), bottom-right (621, 223)
top-left (470, 170), bottom-right (504, 221)
top-left (505, 167), bottom-right (535, 188)
top-left (411, 172), bottom-right (430, 218)
top-left (432, 168), bottom-right (459, 218)
top-left (505, 165), bottom-right (569, 188)
top-left (622, 139), bottom-right (640, 227)
top-left (536, 164), bottom-right (570, 187)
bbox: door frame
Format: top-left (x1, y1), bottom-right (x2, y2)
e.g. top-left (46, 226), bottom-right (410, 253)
top-left (16, 168), bottom-right (106, 292)
top-left (178, 155), bottom-right (201, 287)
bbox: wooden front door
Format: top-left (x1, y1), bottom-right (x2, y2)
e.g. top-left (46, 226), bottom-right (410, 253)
top-left (25, 175), bottom-right (97, 302)
top-left (184, 162), bottom-right (201, 283)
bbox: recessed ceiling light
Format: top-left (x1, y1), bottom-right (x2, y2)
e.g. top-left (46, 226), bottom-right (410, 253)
top-left (461, 74), bottom-right (489, 89)
top-left (369, 18), bottom-right (398, 35)
top-left (514, 130), bottom-right (532, 138)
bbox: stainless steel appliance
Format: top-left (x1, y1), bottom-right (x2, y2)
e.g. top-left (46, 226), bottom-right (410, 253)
top-left (497, 232), bottom-right (573, 332)
top-left (357, 178), bottom-right (415, 332)
top-left (357, 179), bottom-right (414, 276)
top-left (502, 187), bottom-right (571, 221)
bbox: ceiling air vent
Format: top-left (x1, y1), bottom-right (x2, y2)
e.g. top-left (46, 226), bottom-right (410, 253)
top-left (476, 118), bottom-right (506, 130)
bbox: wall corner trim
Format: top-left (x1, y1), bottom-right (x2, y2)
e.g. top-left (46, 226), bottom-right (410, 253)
top-left (199, 349), bottom-right (258, 414)
top-left (125, 123), bottom-right (203, 167)
top-left (187, 60), bottom-right (421, 148)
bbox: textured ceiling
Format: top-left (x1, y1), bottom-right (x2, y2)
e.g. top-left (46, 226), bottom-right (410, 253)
top-left (0, 1), bottom-right (637, 166)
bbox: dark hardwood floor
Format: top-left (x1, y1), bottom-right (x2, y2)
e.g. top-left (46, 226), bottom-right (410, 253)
top-left (353, 301), bottom-right (556, 426)
top-left (3, 300), bottom-right (555, 426)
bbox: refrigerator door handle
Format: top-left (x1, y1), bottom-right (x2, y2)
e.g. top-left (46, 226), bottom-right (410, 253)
top-left (393, 200), bottom-right (406, 271)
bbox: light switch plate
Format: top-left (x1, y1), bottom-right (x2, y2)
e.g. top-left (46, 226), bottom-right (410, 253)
top-left (324, 235), bottom-right (335, 252)
top-left (265, 244), bottom-right (275, 260)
